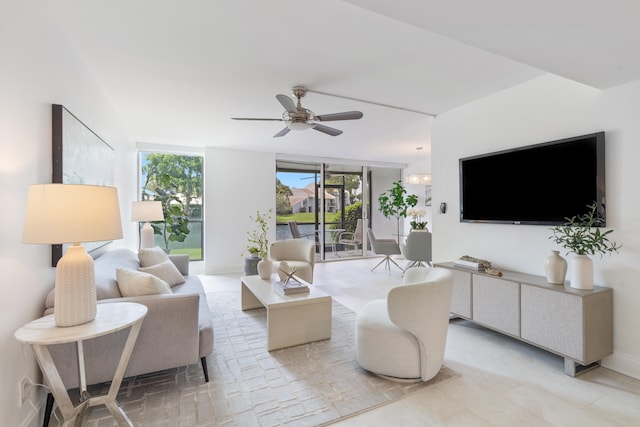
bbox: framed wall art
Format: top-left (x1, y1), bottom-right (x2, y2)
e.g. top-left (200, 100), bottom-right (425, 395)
top-left (51, 104), bottom-right (115, 266)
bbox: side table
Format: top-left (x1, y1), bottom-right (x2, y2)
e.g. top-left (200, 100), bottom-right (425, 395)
top-left (15, 302), bottom-right (147, 426)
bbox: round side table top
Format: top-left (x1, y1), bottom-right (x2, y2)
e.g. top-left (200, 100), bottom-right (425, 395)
top-left (15, 302), bottom-right (147, 345)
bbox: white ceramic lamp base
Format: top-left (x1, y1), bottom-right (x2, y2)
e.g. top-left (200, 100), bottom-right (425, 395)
top-left (140, 222), bottom-right (156, 249)
top-left (54, 244), bottom-right (97, 327)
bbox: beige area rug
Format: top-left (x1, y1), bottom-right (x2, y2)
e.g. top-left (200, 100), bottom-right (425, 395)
top-left (77, 283), bottom-right (459, 426)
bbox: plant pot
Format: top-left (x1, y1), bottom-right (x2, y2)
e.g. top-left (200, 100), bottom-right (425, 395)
top-left (257, 259), bottom-right (272, 280)
top-left (544, 250), bottom-right (567, 285)
top-left (569, 254), bottom-right (594, 290)
top-left (244, 255), bottom-right (261, 276)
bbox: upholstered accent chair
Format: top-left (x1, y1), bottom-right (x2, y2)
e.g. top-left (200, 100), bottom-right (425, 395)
top-left (367, 228), bottom-right (403, 272)
top-left (355, 267), bottom-right (453, 382)
top-left (268, 239), bottom-right (316, 283)
top-left (402, 230), bottom-right (433, 268)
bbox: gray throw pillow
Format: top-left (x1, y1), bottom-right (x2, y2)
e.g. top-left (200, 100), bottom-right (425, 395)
top-left (139, 259), bottom-right (186, 286)
top-left (138, 246), bottom-right (169, 267)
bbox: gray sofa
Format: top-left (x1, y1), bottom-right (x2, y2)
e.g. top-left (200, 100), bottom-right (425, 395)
top-left (42, 248), bottom-right (213, 408)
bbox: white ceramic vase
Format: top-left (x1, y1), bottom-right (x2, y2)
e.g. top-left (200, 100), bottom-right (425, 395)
top-left (544, 250), bottom-right (567, 285)
top-left (257, 259), bottom-right (272, 280)
top-left (569, 254), bottom-right (594, 290)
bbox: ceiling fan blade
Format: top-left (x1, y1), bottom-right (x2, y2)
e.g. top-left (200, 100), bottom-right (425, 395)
top-left (231, 117), bottom-right (282, 121)
top-left (315, 111), bottom-right (363, 121)
top-left (313, 124), bottom-right (343, 136)
top-left (276, 94), bottom-right (297, 113)
top-left (273, 127), bottom-right (291, 138)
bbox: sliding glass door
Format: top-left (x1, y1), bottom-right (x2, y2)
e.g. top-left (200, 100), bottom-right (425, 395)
top-left (276, 160), bottom-right (369, 261)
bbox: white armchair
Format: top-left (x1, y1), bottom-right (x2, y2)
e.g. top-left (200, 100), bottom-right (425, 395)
top-left (355, 267), bottom-right (453, 381)
top-left (268, 239), bottom-right (316, 284)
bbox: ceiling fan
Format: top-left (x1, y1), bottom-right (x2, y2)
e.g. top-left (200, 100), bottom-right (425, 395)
top-left (231, 86), bottom-right (363, 137)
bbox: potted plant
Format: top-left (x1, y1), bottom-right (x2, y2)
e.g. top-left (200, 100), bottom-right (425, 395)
top-left (407, 208), bottom-right (427, 231)
top-left (549, 202), bottom-right (621, 289)
top-left (378, 181), bottom-right (418, 244)
top-left (244, 209), bottom-right (272, 277)
top-left (147, 174), bottom-right (190, 253)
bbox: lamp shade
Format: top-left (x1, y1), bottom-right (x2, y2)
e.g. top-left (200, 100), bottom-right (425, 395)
top-left (23, 184), bottom-right (123, 244)
top-left (22, 184), bottom-right (122, 326)
top-left (131, 200), bottom-right (164, 222)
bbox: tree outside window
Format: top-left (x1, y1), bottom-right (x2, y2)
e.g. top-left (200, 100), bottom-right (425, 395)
top-left (140, 152), bottom-right (203, 260)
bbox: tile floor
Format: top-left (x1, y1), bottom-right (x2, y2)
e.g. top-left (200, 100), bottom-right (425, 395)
top-left (307, 257), bottom-right (640, 427)
top-left (86, 256), bottom-right (639, 426)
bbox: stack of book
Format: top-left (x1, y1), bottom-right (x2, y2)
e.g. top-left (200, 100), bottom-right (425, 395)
top-left (274, 280), bottom-right (309, 295)
top-left (453, 259), bottom-right (485, 270)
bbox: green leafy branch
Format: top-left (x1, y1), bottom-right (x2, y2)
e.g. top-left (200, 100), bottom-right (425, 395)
top-left (245, 209), bottom-right (272, 259)
top-left (549, 202), bottom-right (621, 257)
top-left (378, 181), bottom-right (418, 243)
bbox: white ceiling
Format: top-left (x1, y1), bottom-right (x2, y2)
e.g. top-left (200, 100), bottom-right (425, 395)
top-left (48, 0), bottom-right (640, 165)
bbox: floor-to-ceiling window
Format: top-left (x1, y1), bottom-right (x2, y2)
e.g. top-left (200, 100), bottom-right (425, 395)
top-left (139, 151), bottom-right (204, 260)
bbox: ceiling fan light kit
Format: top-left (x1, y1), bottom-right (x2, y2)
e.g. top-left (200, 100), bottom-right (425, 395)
top-left (231, 86), bottom-right (363, 137)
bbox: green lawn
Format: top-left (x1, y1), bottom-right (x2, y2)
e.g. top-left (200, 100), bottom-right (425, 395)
top-left (170, 248), bottom-right (202, 260)
top-left (276, 212), bottom-right (340, 224)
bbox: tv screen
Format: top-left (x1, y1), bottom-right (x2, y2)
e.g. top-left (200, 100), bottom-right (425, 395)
top-left (459, 132), bottom-right (605, 225)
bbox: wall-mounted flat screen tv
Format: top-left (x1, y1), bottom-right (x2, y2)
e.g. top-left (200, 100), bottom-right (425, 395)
top-left (459, 132), bottom-right (605, 225)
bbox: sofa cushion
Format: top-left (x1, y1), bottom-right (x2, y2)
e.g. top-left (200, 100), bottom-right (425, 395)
top-left (116, 268), bottom-right (172, 297)
top-left (94, 249), bottom-right (141, 298)
top-left (139, 259), bottom-right (186, 286)
top-left (138, 246), bottom-right (169, 267)
top-left (45, 248), bottom-right (140, 309)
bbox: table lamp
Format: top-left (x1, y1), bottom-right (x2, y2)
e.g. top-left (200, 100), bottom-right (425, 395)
top-left (22, 184), bottom-right (123, 327)
top-left (131, 201), bottom-right (164, 249)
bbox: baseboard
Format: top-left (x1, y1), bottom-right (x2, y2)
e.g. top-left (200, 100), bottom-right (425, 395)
top-left (602, 351), bottom-right (640, 380)
top-left (18, 401), bottom-right (38, 427)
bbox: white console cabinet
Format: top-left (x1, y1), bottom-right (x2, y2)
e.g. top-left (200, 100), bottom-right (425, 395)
top-left (437, 262), bottom-right (613, 376)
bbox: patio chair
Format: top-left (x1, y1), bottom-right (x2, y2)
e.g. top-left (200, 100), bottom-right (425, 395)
top-left (288, 221), bottom-right (316, 240)
top-left (338, 219), bottom-right (363, 254)
top-left (288, 221), bottom-right (319, 254)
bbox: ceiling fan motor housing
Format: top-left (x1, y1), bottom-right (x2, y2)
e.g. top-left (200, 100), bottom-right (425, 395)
top-left (232, 85), bottom-right (362, 136)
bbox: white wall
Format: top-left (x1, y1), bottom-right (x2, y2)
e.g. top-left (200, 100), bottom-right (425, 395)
top-left (203, 148), bottom-right (276, 274)
top-left (0, 2), bottom-right (135, 425)
top-left (431, 74), bottom-right (640, 379)
top-left (369, 167), bottom-right (403, 240)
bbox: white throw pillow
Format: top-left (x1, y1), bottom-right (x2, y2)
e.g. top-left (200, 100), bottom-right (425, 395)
top-left (138, 246), bottom-right (169, 267)
top-left (139, 259), bottom-right (186, 286)
top-left (116, 268), bottom-right (172, 297)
